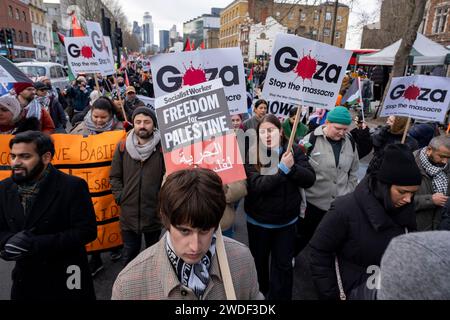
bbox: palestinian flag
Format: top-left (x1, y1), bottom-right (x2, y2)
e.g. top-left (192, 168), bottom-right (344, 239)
top-left (0, 56), bottom-right (32, 83)
top-left (341, 78), bottom-right (361, 106)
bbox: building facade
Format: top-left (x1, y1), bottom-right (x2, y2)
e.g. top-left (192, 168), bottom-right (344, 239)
top-left (361, 0), bottom-right (415, 49)
top-left (183, 8), bottom-right (221, 49)
top-left (274, 1), bottom-right (349, 48)
top-left (29, 0), bottom-right (51, 61)
top-left (422, 0), bottom-right (449, 47)
top-left (132, 21), bottom-right (143, 49)
top-left (43, 1), bottom-right (66, 64)
top-left (159, 30), bottom-right (169, 52)
top-left (219, 0), bottom-right (249, 48)
top-left (143, 12), bottom-right (154, 48)
top-left (221, 0), bottom-right (349, 59)
top-left (0, 0), bottom-right (35, 59)
top-left (248, 16), bottom-right (287, 61)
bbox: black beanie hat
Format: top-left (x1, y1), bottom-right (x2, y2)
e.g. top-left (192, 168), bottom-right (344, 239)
top-left (377, 144), bottom-right (422, 186)
top-left (132, 107), bottom-right (158, 128)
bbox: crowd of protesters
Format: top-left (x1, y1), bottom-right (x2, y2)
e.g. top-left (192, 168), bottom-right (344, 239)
top-left (0, 59), bottom-right (449, 301)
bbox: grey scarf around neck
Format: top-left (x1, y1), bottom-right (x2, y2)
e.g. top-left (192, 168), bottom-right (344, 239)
top-left (125, 128), bottom-right (161, 161)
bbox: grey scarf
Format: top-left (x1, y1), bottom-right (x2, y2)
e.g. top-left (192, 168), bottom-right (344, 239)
top-left (419, 147), bottom-right (449, 195)
top-left (125, 129), bottom-right (161, 161)
top-left (84, 110), bottom-right (115, 134)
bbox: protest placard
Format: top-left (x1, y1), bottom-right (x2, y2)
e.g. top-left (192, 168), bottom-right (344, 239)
top-left (0, 131), bottom-right (126, 252)
top-left (263, 34), bottom-right (352, 110)
top-left (150, 48), bottom-right (247, 115)
top-left (85, 21), bottom-right (115, 76)
top-left (381, 75), bottom-right (450, 123)
top-left (141, 59), bottom-right (151, 72)
top-left (155, 79), bottom-right (246, 184)
top-left (137, 95), bottom-right (155, 110)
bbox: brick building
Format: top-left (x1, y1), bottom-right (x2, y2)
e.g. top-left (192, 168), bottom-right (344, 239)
top-left (422, 0), bottom-right (449, 47)
top-left (0, 0), bottom-right (35, 59)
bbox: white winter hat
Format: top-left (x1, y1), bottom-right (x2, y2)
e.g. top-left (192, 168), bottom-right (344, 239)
top-left (0, 94), bottom-right (21, 121)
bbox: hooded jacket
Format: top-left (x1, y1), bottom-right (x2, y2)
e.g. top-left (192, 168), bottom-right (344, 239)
top-left (309, 175), bottom-right (417, 300)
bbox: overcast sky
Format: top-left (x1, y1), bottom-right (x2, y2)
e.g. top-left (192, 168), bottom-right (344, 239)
top-left (46, 0), bottom-right (380, 49)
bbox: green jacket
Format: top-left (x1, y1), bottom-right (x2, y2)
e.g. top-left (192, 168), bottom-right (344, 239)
top-left (282, 118), bottom-right (309, 143)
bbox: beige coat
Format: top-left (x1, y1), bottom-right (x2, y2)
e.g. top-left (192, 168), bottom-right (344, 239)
top-left (111, 233), bottom-right (264, 300)
top-left (304, 125), bottom-right (359, 211)
top-left (220, 180), bottom-right (247, 231)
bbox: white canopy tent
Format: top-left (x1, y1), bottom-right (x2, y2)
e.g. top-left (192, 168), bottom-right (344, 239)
top-left (358, 33), bottom-right (450, 66)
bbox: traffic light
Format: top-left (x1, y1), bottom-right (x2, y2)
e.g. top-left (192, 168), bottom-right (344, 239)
top-left (5, 29), bottom-right (13, 48)
top-left (103, 17), bottom-right (111, 37)
top-left (0, 29), bottom-right (5, 45)
top-left (115, 28), bottom-right (122, 48)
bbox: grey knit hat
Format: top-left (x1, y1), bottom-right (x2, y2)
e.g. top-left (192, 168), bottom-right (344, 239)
top-left (0, 94), bottom-right (21, 121)
top-left (131, 106), bottom-right (158, 128)
top-left (378, 231), bottom-right (450, 300)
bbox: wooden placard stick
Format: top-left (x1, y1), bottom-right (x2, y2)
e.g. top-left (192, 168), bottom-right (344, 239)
top-left (215, 226), bottom-right (237, 300)
top-left (287, 105), bottom-right (302, 153)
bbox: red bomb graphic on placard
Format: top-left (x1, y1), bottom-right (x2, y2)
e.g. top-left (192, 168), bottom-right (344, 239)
top-left (182, 63), bottom-right (207, 86)
top-left (402, 84), bottom-right (420, 101)
top-left (80, 45), bottom-right (94, 59)
top-left (294, 53), bottom-right (318, 81)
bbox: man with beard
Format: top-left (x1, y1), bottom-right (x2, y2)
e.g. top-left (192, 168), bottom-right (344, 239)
top-left (0, 131), bottom-right (97, 300)
top-left (34, 82), bottom-right (67, 133)
top-left (110, 107), bottom-right (165, 265)
top-left (14, 82), bottom-right (55, 134)
top-left (414, 135), bottom-right (450, 231)
top-left (123, 86), bottom-right (145, 121)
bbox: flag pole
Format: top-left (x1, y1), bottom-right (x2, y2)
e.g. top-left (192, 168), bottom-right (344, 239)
top-left (357, 76), bottom-right (365, 123)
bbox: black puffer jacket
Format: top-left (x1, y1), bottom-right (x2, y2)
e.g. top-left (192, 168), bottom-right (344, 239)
top-left (367, 126), bottom-right (419, 174)
top-left (244, 144), bottom-right (316, 225)
top-left (309, 175), bottom-right (417, 300)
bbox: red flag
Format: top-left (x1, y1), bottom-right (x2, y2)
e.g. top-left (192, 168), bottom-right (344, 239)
top-left (248, 67), bottom-right (254, 81)
top-left (200, 40), bottom-right (205, 50)
top-left (184, 38), bottom-right (191, 51)
top-left (70, 14), bottom-right (85, 37)
top-left (57, 32), bottom-right (65, 46)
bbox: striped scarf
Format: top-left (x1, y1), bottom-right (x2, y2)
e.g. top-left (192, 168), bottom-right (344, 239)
top-left (419, 148), bottom-right (449, 195)
top-left (166, 233), bottom-right (216, 299)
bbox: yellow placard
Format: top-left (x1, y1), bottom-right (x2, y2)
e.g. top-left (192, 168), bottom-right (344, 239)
top-left (0, 131), bottom-right (126, 252)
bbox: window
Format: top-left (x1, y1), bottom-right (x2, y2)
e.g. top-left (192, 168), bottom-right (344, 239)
top-left (50, 66), bottom-right (58, 79)
top-left (34, 31), bottom-right (37, 43)
top-left (314, 14), bottom-right (319, 21)
top-left (25, 32), bottom-right (29, 43)
top-left (323, 28), bottom-right (330, 37)
top-left (433, 7), bottom-right (448, 33)
top-left (335, 31), bottom-right (340, 38)
top-left (337, 15), bottom-right (343, 23)
top-left (325, 12), bottom-right (332, 21)
top-left (23, 11), bottom-right (26, 21)
top-left (18, 31), bottom-right (23, 42)
top-left (15, 8), bottom-right (20, 20)
top-left (12, 29), bottom-right (16, 42)
top-left (300, 13), bottom-right (306, 21)
top-left (8, 6), bottom-right (13, 17)
top-left (17, 66), bottom-right (46, 78)
top-left (312, 30), bottom-right (318, 35)
top-left (288, 12), bottom-right (294, 20)
top-left (276, 11), bottom-right (280, 17)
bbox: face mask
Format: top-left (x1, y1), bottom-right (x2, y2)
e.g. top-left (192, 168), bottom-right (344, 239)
top-left (118, 82), bottom-right (125, 87)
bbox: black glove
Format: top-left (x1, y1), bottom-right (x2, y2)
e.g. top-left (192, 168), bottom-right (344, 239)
top-left (0, 230), bottom-right (34, 261)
